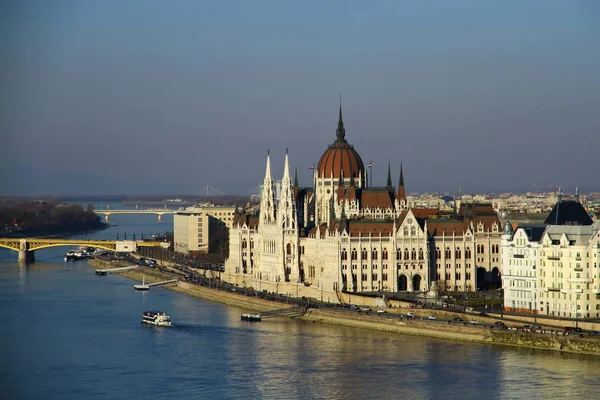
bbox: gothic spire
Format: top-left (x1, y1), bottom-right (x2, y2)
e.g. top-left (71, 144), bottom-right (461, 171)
top-left (294, 167), bottom-right (298, 187)
top-left (336, 100), bottom-right (345, 141)
top-left (386, 161), bottom-right (392, 188)
top-left (397, 163), bottom-right (406, 201)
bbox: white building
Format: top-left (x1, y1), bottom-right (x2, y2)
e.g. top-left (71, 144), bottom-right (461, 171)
top-left (223, 107), bottom-right (503, 301)
top-left (174, 205), bottom-right (236, 254)
top-left (501, 222), bottom-right (545, 314)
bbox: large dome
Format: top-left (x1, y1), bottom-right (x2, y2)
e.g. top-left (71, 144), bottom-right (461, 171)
top-left (317, 107), bottom-right (365, 180)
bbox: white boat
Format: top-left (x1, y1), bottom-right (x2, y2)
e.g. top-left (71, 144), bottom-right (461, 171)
top-left (142, 310), bottom-right (171, 326)
top-left (241, 313), bottom-right (261, 322)
top-left (134, 275), bottom-right (150, 291)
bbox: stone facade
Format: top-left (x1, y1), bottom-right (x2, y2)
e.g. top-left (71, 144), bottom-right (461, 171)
top-left (223, 108), bottom-right (503, 301)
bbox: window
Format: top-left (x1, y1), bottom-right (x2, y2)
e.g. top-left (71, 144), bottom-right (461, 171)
top-left (372, 249), bottom-right (378, 260)
top-left (455, 249), bottom-right (461, 259)
top-left (445, 248), bottom-right (451, 259)
top-left (351, 248), bottom-right (358, 260)
top-left (341, 248), bottom-right (348, 261)
top-left (362, 248), bottom-right (368, 260)
top-left (411, 248), bottom-right (417, 260)
top-left (382, 248), bottom-right (388, 260)
top-left (436, 247), bottom-right (441, 259)
top-left (466, 247), bottom-right (472, 259)
top-left (418, 249), bottom-right (424, 260)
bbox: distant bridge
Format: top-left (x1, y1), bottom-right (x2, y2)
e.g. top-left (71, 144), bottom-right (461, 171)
top-left (94, 209), bottom-right (179, 221)
top-left (0, 238), bottom-right (163, 263)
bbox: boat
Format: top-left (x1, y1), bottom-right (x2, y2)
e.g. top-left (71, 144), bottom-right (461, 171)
top-left (64, 247), bottom-right (95, 262)
top-left (241, 313), bottom-right (262, 322)
top-left (95, 269), bottom-right (107, 276)
top-left (134, 275), bottom-right (150, 291)
top-left (142, 310), bottom-right (171, 326)
top-left (112, 223), bottom-right (117, 227)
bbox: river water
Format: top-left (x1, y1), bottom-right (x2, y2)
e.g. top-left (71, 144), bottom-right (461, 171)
top-left (1, 211), bottom-right (599, 399)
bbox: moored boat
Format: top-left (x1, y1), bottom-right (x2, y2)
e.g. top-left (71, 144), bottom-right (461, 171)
top-left (142, 310), bottom-right (172, 326)
top-left (241, 313), bottom-right (262, 322)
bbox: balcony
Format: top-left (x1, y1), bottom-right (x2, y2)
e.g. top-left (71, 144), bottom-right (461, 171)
top-left (574, 266), bottom-right (583, 272)
top-left (547, 256), bottom-right (560, 261)
top-left (513, 254), bottom-right (524, 259)
top-left (547, 287), bottom-right (560, 292)
top-left (575, 256), bottom-right (582, 261)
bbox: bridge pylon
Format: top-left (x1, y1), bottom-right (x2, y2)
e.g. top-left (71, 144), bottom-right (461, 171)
top-left (18, 239), bottom-right (35, 263)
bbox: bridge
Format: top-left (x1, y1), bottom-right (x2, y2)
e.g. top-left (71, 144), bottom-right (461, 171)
top-left (94, 209), bottom-right (179, 221)
top-left (0, 238), bottom-right (163, 263)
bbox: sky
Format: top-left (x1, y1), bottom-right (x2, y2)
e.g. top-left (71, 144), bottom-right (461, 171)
top-left (1, 0), bottom-right (599, 196)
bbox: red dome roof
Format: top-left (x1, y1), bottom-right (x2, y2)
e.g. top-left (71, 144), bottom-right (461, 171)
top-left (317, 107), bottom-right (365, 180)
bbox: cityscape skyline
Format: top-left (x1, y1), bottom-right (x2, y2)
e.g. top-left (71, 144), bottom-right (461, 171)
top-left (2, 1), bottom-right (600, 196)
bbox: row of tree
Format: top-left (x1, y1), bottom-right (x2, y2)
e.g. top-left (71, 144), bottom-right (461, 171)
top-left (0, 199), bottom-right (105, 237)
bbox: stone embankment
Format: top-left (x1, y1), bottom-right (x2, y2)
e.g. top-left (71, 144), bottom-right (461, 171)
top-left (89, 259), bottom-right (600, 356)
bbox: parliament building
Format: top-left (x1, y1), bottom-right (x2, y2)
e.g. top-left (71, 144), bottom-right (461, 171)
top-left (223, 107), bottom-right (502, 301)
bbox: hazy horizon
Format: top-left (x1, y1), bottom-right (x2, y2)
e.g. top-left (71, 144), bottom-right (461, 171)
top-left (2, 1), bottom-right (599, 196)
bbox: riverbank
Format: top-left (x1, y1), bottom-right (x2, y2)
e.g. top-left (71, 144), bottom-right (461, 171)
top-left (89, 259), bottom-right (600, 356)
top-left (3, 223), bottom-right (109, 239)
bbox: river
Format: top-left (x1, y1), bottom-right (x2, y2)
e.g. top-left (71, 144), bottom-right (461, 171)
top-left (1, 210), bottom-right (599, 399)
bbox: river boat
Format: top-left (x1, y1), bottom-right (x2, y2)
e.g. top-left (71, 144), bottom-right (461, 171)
top-left (241, 313), bottom-right (262, 322)
top-left (134, 275), bottom-right (150, 291)
top-left (142, 310), bottom-right (171, 327)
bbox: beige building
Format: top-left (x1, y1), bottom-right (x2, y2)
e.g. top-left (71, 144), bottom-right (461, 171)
top-left (174, 206), bottom-right (236, 254)
top-left (223, 107), bottom-right (502, 302)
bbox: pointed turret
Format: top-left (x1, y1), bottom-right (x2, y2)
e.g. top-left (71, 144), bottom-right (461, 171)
top-left (386, 161), bottom-right (392, 188)
top-left (397, 163), bottom-right (406, 201)
top-left (336, 103), bottom-right (345, 141)
top-left (259, 151), bottom-right (277, 226)
top-left (278, 150), bottom-right (297, 231)
top-left (294, 167), bottom-right (298, 188)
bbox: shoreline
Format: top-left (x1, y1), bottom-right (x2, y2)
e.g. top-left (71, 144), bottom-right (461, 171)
top-left (89, 259), bottom-right (600, 356)
top-left (4, 223), bottom-right (110, 240)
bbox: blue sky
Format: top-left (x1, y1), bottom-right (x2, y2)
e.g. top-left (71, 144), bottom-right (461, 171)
top-left (1, 0), bottom-right (599, 196)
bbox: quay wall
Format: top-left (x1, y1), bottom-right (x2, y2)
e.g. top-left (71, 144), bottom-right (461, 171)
top-left (89, 259), bottom-right (600, 356)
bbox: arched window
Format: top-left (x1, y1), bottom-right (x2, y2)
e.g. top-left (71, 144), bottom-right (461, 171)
top-left (436, 247), bottom-right (441, 259)
top-left (466, 247), bottom-right (471, 259)
top-left (411, 248), bottom-right (417, 260)
top-left (242, 239), bottom-right (247, 249)
top-left (372, 249), bottom-right (378, 260)
top-left (404, 249), bottom-right (409, 260)
top-left (362, 248), bottom-right (368, 260)
top-left (404, 227), bottom-right (409, 236)
top-left (445, 247), bottom-right (451, 259)
top-left (410, 227), bottom-right (416, 236)
top-left (481, 245), bottom-right (485, 253)
top-left (351, 248), bottom-right (358, 260)
top-left (418, 249), bottom-right (424, 260)
top-left (396, 249), bottom-right (401, 260)
top-left (382, 248), bottom-right (388, 260)
top-left (455, 249), bottom-right (461, 259)
top-left (286, 243), bottom-right (292, 255)
top-left (341, 248), bottom-right (348, 261)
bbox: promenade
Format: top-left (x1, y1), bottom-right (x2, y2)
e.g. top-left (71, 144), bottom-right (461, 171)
top-left (89, 258), bottom-right (600, 356)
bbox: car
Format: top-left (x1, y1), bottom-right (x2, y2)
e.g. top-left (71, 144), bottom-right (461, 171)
top-left (361, 307), bottom-right (372, 312)
top-left (407, 312), bottom-right (416, 318)
top-left (531, 324), bottom-right (542, 330)
top-left (588, 331), bottom-right (600, 336)
top-left (428, 315), bottom-right (437, 320)
top-left (376, 309), bottom-right (387, 314)
top-left (451, 317), bottom-right (464, 323)
top-left (470, 320), bottom-right (478, 325)
top-left (479, 312), bottom-right (489, 317)
top-left (350, 305), bottom-right (359, 310)
top-left (522, 325), bottom-right (532, 330)
top-left (494, 321), bottom-right (506, 328)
